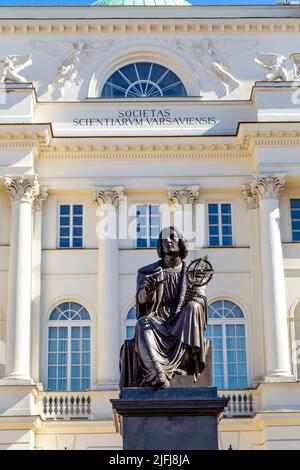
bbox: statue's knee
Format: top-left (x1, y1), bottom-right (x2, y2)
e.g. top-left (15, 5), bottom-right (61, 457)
top-left (186, 300), bottom-right (199, 311)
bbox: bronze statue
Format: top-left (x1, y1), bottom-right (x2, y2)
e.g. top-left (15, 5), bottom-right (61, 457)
top-left (120, 226), bottom-right (213, 390)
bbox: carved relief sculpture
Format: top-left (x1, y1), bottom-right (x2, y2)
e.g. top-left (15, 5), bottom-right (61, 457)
top-left (290, 53), bottom-right (300, 81)
top-left (254, 53), bottom-right (289, 81)
top-left (174, 39), bottom-right (256, 96)
top-left (0, 55), bottom-right (32, 84)
top-left (31, 39), bottom-right (113, 95)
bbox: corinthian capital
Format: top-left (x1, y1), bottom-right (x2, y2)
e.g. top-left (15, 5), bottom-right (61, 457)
top-left (4, 176), bottom-right (40, 204)
top-left (93, 186), bottom-right (124, 208)
top-left (253, 175), bottom-right (286, 200)
top-left (167, 186), bottom-right (200, 205)
top-left (241, 183), bottom-right (259, 210)
top-left (34, 187), bottom-right (48, 211)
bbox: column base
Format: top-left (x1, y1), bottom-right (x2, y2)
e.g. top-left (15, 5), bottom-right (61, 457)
top-left (92, 383), bottom-right (119, 391)
top-left (0, 374), bottom-right (34, 386)
top-left (259, 372), bottom-right (295, 383)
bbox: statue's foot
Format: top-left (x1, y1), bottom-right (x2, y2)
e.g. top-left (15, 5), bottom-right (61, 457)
top-left (152, 372), bottom-right (170, 390)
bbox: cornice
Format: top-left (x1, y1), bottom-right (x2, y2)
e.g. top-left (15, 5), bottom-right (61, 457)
top-left (0, 20), bottom-right (300, 35)
top-left (1, 128), bottom-right (300, 160)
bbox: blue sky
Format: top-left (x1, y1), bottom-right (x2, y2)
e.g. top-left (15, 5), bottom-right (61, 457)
top-left (0, 1), bottom-right (279, 7)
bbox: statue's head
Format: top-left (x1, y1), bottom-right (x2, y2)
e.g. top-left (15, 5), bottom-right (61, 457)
top-left (157, 226), bottom-right (188, 260)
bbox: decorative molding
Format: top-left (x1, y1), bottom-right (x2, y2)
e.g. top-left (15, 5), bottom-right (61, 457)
top-left (93, 186), bottom-right (125, 208)
top-left (241, 183), bottom-right (259, 210)
top-left (1, 21), bottom-right (300, 36)
top-left (167, 185), bottom-right (200, 205)
top-left (2, 128), bottom-right (300, 160)
top-left (34, 186), bottom-right (48, 211)
top-left (253, 174), bottom-right (286, 200)
top-left (4, 175), bottom-right (40, 203)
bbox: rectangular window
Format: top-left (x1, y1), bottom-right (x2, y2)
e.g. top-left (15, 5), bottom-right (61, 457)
top-left (291, 199), bottom-right (300, 242)
top-left (136, 204), bottom-right (160, 248)
top-left (59, 204), bottom-right (83, 248)
top-left (208, 203), bottom-right (232, 247)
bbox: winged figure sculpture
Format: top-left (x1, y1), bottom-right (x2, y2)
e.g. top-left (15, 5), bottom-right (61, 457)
top-left (254, 53), bottom-right (288, 81)
top-left (174, 38), bottom-right (257, 96)
top-left (290, 53), bottom-right (300, 81)
top-left (31, 39), bottom-right (113, 94)
top-left (0, 54), bottom-right (32, 84)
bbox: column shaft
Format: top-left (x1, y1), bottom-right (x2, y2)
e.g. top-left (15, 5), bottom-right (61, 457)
top-left (94, 187), bottom-right (124, 387)
top-left (259, 197), bottom-right (291, 376)
top-left (4, 176), bottom-right (39, 383)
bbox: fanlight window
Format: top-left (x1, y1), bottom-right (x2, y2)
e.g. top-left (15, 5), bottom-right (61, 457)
top-left (101, 62), bottom-right (187, 98)
top-left (206, 300), bottom-right (248, 389)
top-left (49, 302), bottom-right (90, 321)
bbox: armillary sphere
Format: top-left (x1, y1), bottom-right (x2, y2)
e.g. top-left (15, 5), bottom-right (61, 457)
top-left (186, 255), bottom-right (214, 288)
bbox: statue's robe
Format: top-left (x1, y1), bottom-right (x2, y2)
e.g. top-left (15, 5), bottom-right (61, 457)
top-left (119, 260), bottom-right (209, 389)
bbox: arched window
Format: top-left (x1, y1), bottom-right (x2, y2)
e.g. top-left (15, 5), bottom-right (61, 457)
top-left (206, 300), bottom-right (248, 389)
top-left (101, 62), bottom-right (187, 98)
top-left (125, 306), bottom-right (137, 340)
top-left (48, 302), bottom-right (91, 391)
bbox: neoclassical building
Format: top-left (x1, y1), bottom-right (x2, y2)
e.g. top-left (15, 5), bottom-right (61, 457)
top-left (1, 0), bottom-right (300, 450)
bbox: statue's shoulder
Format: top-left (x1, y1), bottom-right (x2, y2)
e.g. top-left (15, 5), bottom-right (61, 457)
top-left (137, 260), bottom-right (162, 275)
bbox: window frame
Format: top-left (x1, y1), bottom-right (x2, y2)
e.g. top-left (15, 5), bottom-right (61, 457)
top-left (57, 202), bottom-right (84, 249)
top-left (135, 203), bottom-right (161, 249)
top-left (124, 305), bottom-right (137, 340)
top-left (206, 201), bottom-right (234, 248)
top-left (47, 302), bottom-right (91, 392)
top-left (290, 198), bottom-right (300, 243)
top-left (206, 300), bottom-right (249, 390)
top-left (101, 61), bottom-right (187, 98)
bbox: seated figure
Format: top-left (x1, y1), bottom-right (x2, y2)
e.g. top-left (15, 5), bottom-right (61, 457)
top-left (120, 226), bottom-right (210, 390)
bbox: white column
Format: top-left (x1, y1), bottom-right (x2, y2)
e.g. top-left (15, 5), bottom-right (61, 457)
top-left (2, 176), bottom-right (40, 384)
top-left (247, 175), bottom-right (292, 379)
top-left (167, 186), bottom-right (200, 244)
top-left (31, 188), bottom-right (48, 385)
top-left (93, 187), bottom-right (124, 388)
top-left (241, 184), bottom-right (265, 381)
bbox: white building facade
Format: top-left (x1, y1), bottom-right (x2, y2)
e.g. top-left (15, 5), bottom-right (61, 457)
top-left (1, 1), bottom-right (300, 450)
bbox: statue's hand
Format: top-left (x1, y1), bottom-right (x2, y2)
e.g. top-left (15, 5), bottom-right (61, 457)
top-left (184, 287), bottom-right (201, 303)
top-left (145, 272), bottom-right (165, 294)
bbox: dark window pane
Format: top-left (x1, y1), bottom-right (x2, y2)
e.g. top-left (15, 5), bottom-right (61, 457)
top-left (73, 216), bottom-right (82, 226)
top-left (209, 215), bottom-right (219, 225)
top-left (73, 227), bottom-right (83, 237)
top-left (209, 236), bottom-right (220, 247)
top-left (221, 215), bottom-right (231, 225)
top-left (292, 231), bottom-right (300, 241)
top-left (73, 238), bottom-right (83, 248)
top-left (60, 216), bottom-right (70, 226)
top-left (291, 199), bottom-right (300, 209)
top-left (209, 226), bottom-right (219, 236)
top-left (222, 237), bottom-right (232, 246)
top-left (222, 226), bottom-right (232, 236)
top-left (60, 227), bottom-right (70, 237)
top-left (73, 205), bottom-right (83, 215)
top-left (208, 204), bottom-right (218, 214)
top-left (60, 205), bottom-right (70, 215)
top-left (221, 203), bottom-right (231, 214)
top-left (59, 238), bottom-right (70, 248)
top-left (137, 238), bottom-right (147, 248)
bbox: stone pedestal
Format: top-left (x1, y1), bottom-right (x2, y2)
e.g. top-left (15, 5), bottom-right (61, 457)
top-left (111, 387), bottom-right (228, 450)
